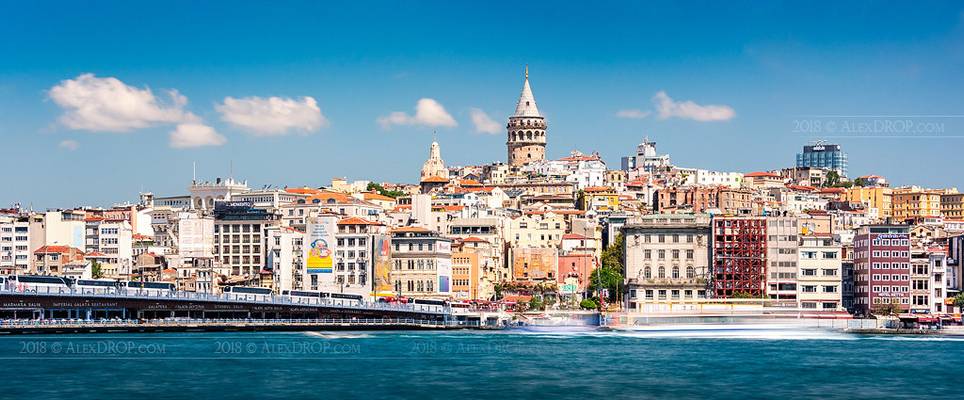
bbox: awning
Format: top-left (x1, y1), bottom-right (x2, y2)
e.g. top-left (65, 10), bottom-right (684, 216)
top-left (917, 317), bottom-right (939, 323)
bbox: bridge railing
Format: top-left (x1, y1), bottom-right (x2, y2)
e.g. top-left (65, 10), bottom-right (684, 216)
top-left (0, 317), bottom-right (484, 328)
top-left (0, 286), bottom-right (452, 315)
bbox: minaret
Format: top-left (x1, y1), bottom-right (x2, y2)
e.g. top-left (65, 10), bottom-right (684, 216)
top-left (506, 66), bottom-right (547, 167)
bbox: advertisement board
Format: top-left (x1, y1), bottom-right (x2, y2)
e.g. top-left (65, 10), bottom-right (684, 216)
top-left (373, 234), bottom-right (393, 294)
top-left (305, 216), bottom-right (336, 274)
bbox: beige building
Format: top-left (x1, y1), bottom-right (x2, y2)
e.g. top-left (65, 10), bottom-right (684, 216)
top-left (892, 187), bottom-right (944, 222)
top-left (390, 227), bottom-right (452, 298)
top-left (507, 212), bottom-right (565, 249)
top-left (623, 214), bottom-right (711, 311)
top-left (941, 193), bottom-right (964, 220)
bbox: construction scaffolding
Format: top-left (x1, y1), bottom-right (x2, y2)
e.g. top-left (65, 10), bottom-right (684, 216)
top-left (712, 217), bottom-right (767, 298)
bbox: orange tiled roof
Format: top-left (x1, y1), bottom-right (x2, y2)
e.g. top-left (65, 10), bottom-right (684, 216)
top-left (459, 179), bottom-right (482, 186)
top-left (583, 186), bottom-right (614, 193)
top-left (337, 216), bottom-right (382, 226)
top-left (745, 171), bottom-right (781, 178)
top-left (786, 184), bottom-right (816, 192)
top-left (420, 176), bottom-right (449, 183)
top-left (562, 233), bottom-right (591, 240)
top-left (392, 226), bottom-right (431, 233)
top-left (362, 192), bottom-right (396, 202)
top-left (286, 187), bottom-right (323, 195)
top-left (461, 236), bottom-right (489, 243)
top-left (34, 245), bottom-right (74, 254)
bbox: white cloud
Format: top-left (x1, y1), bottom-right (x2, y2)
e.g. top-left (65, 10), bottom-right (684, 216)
top-left (616, 109), bottom-right (651, 119)
top-left (48, 73), bottom-right (226, 148)
top-left (169, 123), bottom-right (227, 149)
top-left (377, 98), bottom-right (457, 129)
top-left (216, 96), bottom-right (328, 136)
top-left (48, 73), bottom-right (196, 132)
top-left (652, 91), bottom-right (735, 122)
top-left (469, 108), bottom-right (501, 134)
top-left (58, 139), bottom-right (79, 151)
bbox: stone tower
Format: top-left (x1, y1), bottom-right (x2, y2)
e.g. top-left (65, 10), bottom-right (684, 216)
top-left (420, 139), bottom-right (447, 181)
top-left (506, 66), bottom-right (547, 167)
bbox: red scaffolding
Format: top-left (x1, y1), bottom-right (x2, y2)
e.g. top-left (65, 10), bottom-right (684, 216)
top-left (712, 217), bottom-right (767, 298)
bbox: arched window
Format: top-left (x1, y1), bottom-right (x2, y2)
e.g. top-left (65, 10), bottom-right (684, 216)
top-left (658, 266), bottom-right (665, 279)
top-left (643, 266), bottom-right (651, 279)
top-left (686, 266), bottom-right (695, 279)
top-left (527, 131), bottom-right (533, 140)
top-left (672, 266), bottom-right (680, 279)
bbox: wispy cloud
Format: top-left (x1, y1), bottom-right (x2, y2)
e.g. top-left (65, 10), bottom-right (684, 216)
top-left (616, 109), bottom-right (651, 119)
top-left (48, 73), bottom-right (225, 148)
top-left (377, 98), bottom-right (457, 129)
top-left (58, 139), bottom-right (79, 151)
top-left (652, 91), bottom-right (735, 122)
top-left (216, 96), bottom-right (328, 136)
top-left (169, 123), bottom-right (227, 149)
top-left (469, 108), bottom-right (501, 134)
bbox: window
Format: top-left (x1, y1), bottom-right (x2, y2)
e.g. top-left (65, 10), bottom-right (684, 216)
top-left (658, 266), bottom-right (665, 279)
top-left (686, 266), bottom-right (695, 279)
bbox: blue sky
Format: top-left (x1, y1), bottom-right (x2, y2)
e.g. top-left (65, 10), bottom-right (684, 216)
top-left (2, 1), bottom-right (963, 209)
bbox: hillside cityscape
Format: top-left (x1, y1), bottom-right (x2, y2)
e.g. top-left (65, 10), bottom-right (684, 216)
top-left (3, 69), bottom-right (962, 322)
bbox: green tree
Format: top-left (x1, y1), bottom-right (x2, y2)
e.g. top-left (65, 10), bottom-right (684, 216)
top-left (730, 291), bottom-right (756, 299)
top-left (528, 295), bottom-right (545, 311)
top-left (823, 170), bottom-right (841, 187)
top-left (579, 298), bottom-right (599, 310)
top-left (91, 260), bottom-right (103, 279)
top-left (872, 302), bottom-right (900, 317)
top-left (952, 293), bottom-right (964, 309)
top-left (588, 266), bottom-right (623, 303)
top-left (600, 233), bottom-right (625, 272)
top-left (366, 182), bottom-right (405, 198)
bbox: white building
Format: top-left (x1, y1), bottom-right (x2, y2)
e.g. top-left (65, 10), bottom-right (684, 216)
top-left (797, 235), bottom-right (843, 311)
top-left (0, 215), bottom-right (32, 274)
top-left (621, 136), bottom-right (671, 173)
top-left (268, 226), bottom-right (306, 292)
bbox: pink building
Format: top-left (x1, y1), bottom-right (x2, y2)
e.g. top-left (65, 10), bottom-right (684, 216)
top-left (557, 253), bottom-right (596, 293)
top-left (853, 224), bottom-right (911, 315)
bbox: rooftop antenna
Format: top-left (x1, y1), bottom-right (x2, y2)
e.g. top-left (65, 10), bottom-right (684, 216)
top-left (192, 161), bottom-right (197, 183)
top-left (433, 130), bottom-right (438, 143)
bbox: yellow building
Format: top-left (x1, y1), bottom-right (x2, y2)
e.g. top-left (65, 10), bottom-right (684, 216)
top-left (580, 186), bottom-right (620, 212)
top-left (844, 186), bottom-right (892, 220)
top-left (891, 187), bottom-right (944, 222)
top-left (450, 250), bottom-right (479, 300)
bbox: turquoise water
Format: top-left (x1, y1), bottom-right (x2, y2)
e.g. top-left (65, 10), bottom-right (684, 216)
top-left (2, 328), bottom-right (962, 399)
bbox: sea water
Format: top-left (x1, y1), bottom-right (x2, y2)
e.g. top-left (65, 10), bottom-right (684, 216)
top-left (2, 328), bottom-right (962, 399)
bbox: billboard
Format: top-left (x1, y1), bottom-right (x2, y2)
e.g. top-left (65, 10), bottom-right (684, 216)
top-left (178, 213), bottom-right (214, 258)
top-left (437, 258), bottom-right (452, 294)
top-left (305, 216), bottom-right (336, 274)
top-left (373, 234), bottom-right (393, 295)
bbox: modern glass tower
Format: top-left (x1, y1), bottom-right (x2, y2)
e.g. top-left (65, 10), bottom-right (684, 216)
top-left (796, 141), bottom-right (847, 176)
